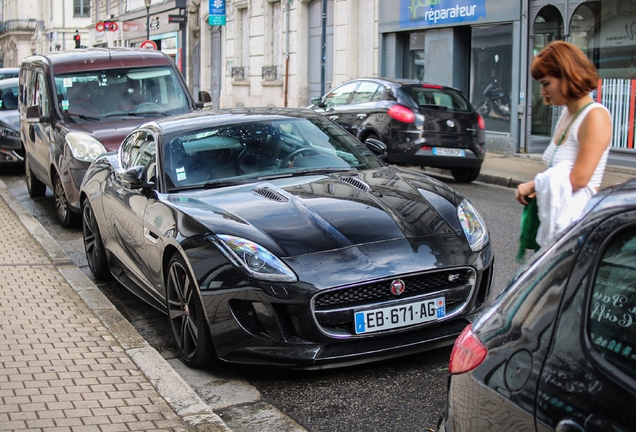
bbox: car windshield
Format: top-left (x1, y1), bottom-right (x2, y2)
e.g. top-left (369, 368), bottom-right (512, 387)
top-left (54, 66), bottom-right (190, 120)
top-left (162, 116), bottom-right (385, 192)
top-left (401, 85), bottom-right (473, 113)
top-left (0, 81), bottom-right (18, 110)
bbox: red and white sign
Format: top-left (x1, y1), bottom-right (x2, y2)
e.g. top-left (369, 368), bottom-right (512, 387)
top-left (140, 40), bottom-right (157, 50)
top-left (96, 21), bottom-right (119, 32)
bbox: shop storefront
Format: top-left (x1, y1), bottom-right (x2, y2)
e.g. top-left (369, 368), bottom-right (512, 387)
top-left (529, 1), bottom-right (636, 162)
top-left (378, 0), bottom-right (522, 154)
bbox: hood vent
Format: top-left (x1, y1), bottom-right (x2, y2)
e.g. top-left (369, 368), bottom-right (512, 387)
top-left (336, 176), bottom-right (371, 192)
top-left (251, 186), bottom-right (289, 202)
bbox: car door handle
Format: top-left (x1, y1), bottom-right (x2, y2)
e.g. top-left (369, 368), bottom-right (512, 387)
top-left (328, 115), bottom-right (339, 121)
top-left (357, 114), bottom-right (367, 119)
top-left (144, 227), bottom-right (159, 244)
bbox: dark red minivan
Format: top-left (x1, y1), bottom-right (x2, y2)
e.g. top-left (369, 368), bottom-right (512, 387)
top-left (19, 48), bottom-right (210, 227)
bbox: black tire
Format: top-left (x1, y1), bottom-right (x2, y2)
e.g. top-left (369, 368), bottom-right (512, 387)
top-left (166, 254), bottom-right (215, 368)
top-left (53, 172), bottom-right (78, 228)
top-left (25, 156), bottom-right (46, 197)
top-left (82, 199), bottom-right (111, 280)
top-left (450, 167), bottom-right (481, 183)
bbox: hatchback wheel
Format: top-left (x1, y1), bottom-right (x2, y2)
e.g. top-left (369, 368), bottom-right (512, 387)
top-left (53, 172), bottom-right (78, 227)
top-left (451, 167), bottom-right (481, 183)
top-left (82, 200), bottom-right (110, 280)
top-left (166, 254), bottom-right (215, 368)
top-left (25, 156), bottom-right (46, 197)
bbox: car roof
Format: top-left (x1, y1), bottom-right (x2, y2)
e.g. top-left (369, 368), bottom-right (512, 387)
top-left (341, 77), bottom-right (461, 91)
top-left (20, 48), bottom-right (174, 73)
top-left (148, 107), bottom-right (327, 136)
top-left (0, 77), bottom-right (18, 86)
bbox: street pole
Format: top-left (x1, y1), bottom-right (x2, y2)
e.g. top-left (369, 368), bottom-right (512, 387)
top-left (320, 0), bottom-right (326, 97)
top-left (145, 0), bottom-right (151, 40)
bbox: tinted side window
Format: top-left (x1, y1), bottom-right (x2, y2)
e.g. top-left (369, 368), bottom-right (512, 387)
top-left (588, 226), bottom-right (636, 380)
top-left (403, 86), bottom-right (472, 113)
top-left (350, 82), bottom-right (382, 104)
top-left (323, 81), bottom-right (359, 107)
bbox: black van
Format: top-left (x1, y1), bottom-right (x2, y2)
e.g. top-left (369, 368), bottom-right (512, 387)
top-left (19, 48), bottom-right (210, 227)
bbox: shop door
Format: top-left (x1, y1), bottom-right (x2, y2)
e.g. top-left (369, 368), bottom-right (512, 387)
top-left (530, 6), bottom-right (563, 141)
top-left (308, 0), bottom-right (333, 104)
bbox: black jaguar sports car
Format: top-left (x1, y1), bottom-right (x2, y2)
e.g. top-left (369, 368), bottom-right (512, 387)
top-left (80, 107), bottom-right (493, 369)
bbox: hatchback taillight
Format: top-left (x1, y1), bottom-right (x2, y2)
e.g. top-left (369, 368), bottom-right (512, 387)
top-left (449, 323), bottom-right (487, 374)
top-left (477, 114), bottom-right (486, 130)
top-left (387, 104), bottom-right (416, 123)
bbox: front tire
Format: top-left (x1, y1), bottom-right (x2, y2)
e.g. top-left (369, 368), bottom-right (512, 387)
top-left (166, 254), bottom-right (215, 368)
top-left (54, 172), bottom-right (78, 228)
top-left (25, 156), bottom-right (46, 197)
top-left (82, 199), bottom-right (111, 280)
top-left (450, 167), bottom-right (481, 183)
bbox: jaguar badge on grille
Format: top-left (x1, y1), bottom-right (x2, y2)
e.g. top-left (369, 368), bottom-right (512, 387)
top-left (390, 279), bottom-right (406, 296)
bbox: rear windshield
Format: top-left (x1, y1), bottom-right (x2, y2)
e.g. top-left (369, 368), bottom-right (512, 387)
top-left (400, 85), bottom-right (473, 113)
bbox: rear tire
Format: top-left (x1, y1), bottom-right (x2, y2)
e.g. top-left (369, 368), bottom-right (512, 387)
top-left (451, 167), bottom-right (481, 183)
top-left (25, 156), bottom-right (46, 197)
top-left (53, 172), bottom-right (78, 228)
top-left (166, 254), bottom-right (215, 368)
top-left (82, 199), bottom-right (111, 280)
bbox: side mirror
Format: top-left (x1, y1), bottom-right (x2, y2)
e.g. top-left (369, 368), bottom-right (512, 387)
top-left (121, 166), bottom-right (153, 189)
top-left (311, 97), bottom-right (324, 108)
top-left (25, 105), bottom-right (49, 123)
top-left (196, 91), bottom-right (212, 109)
top-left (365, 138), bottom-right (387, 160)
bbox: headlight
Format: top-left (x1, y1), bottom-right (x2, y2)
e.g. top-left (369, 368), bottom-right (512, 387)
top-left (214, 235), bottom-right (297, 283)
top-left (457, 199), bottom-right (489, 252)
top-left (66, 132), bottom-right (107, 162)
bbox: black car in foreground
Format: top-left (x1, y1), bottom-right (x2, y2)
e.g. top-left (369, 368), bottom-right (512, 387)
top-left (438, 179), bottom-right (636, 431)
top-left (0, 77), bottom-right (21, 164)
top-left (309, 78), bottom-right (486, 182)
top-left (80, 108), bottom-right (493, 369)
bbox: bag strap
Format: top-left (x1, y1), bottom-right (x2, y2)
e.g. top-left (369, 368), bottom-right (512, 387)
top-left (556, 101), bottom-right (595, 146)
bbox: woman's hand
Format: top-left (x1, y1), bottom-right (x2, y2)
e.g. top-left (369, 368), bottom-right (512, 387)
top-left (516, 180), bottom-right (536, 205)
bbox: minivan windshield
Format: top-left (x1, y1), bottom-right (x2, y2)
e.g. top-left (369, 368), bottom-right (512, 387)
top-left (54, 66), bottom-right (190, 120)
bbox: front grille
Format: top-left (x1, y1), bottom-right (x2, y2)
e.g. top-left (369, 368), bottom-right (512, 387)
top-left (314, 268), bottom-right (473, 309)
top-left (313, 268), bottom-right (475, 337)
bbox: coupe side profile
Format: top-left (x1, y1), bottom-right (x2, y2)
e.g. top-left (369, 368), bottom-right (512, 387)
top-left (80, 108), bottom-right (493, 369)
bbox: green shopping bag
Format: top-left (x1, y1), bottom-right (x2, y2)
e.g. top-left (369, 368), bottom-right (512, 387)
top-left (516, 197), bottom-right (540, 262)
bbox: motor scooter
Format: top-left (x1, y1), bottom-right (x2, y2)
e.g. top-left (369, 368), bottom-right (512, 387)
top-left (478, 81), bottom-right (510, 120)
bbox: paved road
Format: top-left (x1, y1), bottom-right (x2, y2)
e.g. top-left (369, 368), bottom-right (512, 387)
top-left (2, 164), bottom-right (522, 431)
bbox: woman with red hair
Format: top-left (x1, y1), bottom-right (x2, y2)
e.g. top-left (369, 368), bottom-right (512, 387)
top-left (515, 41), bottom-right (612, 251)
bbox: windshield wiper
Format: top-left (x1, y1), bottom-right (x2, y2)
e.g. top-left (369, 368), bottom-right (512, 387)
top-left (102, 111), bottom-right (169, 118)
top-left (65, 112), bottom-right (101, 121)
top-left (202, 178), bottom-right (258, 189)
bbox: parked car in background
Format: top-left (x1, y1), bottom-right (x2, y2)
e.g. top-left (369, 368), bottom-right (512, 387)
top-left (0, 77), bottom-right (21, 164)
top-left (309, 78), bottom-right (486, 182)
top-left (0, 67), bottom-right (19, 80)
top-left (80, 107), bottom-right (493, 369)
top-left (19, 48), bottom-right (210, 227)
top-left (438, 179), bottom-right (636, 432)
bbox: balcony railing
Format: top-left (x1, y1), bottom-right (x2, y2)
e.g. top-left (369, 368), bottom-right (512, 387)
top-left (262, 66), bottom-right (278, 81)
top-left (0, 19), bottom-right (41, 34)
top-left (231, 67), bottom-right (246, 81)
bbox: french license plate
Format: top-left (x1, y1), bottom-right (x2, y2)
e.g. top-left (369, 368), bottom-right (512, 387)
top-left (433, 147), bottom-right (465, 157)
top-left (354, 297), bottom-right (446, 334)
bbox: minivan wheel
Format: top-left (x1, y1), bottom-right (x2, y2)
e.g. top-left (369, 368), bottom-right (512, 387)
top-left (53, 172), bottom-right (78, 227)
top-left (166, 254), bottom-right (215, 368)
top-left (451, 167), bottom-right (481, 183)
top-left (25, 156), bottom-right (46, 197)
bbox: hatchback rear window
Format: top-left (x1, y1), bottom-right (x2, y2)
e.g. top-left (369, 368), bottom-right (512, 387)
top-left (401, 86), bottom-right (472, 113)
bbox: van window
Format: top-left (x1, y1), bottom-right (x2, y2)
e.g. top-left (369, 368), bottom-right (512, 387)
top-left (54, 66), bottom-right (190, 119)
top-left (588, 227), bottom-right (636, 380)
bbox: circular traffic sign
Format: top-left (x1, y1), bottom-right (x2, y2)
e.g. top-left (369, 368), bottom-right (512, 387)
top-left (140, 40), bottom-right (157, 50)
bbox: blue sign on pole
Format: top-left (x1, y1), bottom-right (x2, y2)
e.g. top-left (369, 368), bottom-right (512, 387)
top-left (400, 0), bottom-right (486, 28)
top-left (209, 0), bottom-right (227, 26)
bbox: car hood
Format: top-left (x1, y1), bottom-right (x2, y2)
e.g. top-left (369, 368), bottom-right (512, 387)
top-left (61, 117), bottom-right (155, 152)
top-left (167, 166), bottom-right (470, 258)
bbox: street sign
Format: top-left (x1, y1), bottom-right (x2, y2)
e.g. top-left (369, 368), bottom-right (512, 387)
top-left (209, 0), bottom-right (226, 26)
top-left (168, 15), bottom-right (187, 23)
top-left (140, 40), bottom-right (157, 50)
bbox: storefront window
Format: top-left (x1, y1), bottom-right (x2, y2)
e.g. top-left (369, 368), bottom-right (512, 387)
top-left (470, 24), bottom-right (513, 133)
top-left (406, 32), bottom-right (426, 81)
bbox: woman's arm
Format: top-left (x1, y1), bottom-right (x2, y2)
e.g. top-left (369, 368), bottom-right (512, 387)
top-left (571, 107), bottom-right (612, 191)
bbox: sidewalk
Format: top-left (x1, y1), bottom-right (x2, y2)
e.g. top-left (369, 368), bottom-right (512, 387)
top-left (426, 152), bottom-right (636, 189)
top-left (0, 181), bottom-right (230, 431)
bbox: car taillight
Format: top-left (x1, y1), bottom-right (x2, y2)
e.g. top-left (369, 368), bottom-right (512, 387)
top-left (449, 323), bottom-right (487, 374)
top-left (387, 104), bottom-right (416, 123)
top-left (477, 114), bottom-right (485, 130)
top-left (422, 84), bottom-right (443, 89)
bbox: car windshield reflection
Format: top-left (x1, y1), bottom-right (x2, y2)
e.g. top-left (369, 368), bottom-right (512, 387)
top-left (162, 117), bottom-right (383, 192)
